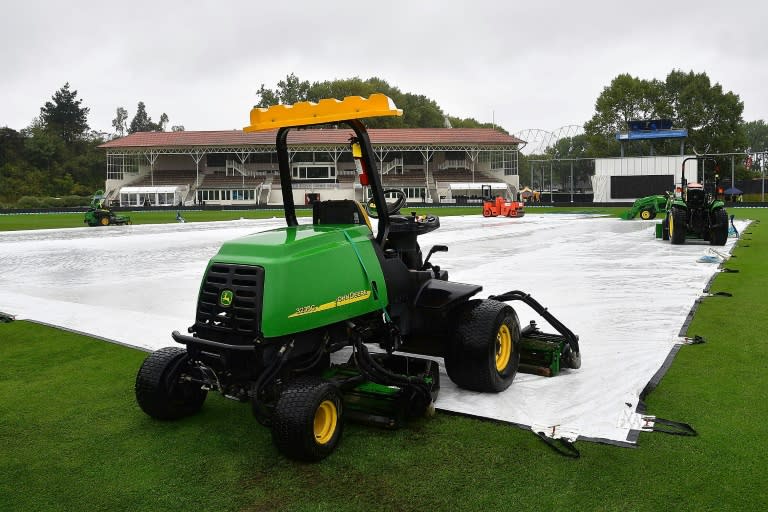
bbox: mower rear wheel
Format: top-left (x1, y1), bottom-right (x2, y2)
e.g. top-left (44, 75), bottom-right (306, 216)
top-left (670, 207), bottom-right (687, 245)
top-left (135, 347), bottom-right (207, 420)
top-left (444, 299), bottom-right (521, 393)
top-left (662, 215), bottom-right (670, 240)
top-left (100, 216), bottom-right (110, 226)
top-left (710, 208), bottom-right (728, 246)
top-left (271, 377), bottom-right (343, 461)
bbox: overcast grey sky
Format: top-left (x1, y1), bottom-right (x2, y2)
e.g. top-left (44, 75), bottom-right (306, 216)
top-left (1, 0), bottom-right (766, 137)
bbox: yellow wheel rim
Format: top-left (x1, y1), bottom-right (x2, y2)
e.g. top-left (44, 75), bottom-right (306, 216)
top-left (495, 324), bottom-right (512, 372)
top-left (669, 214), bottom-right (674, 237)
top-left (313, 400), bottom-right (338, 445)
top-left (100, 217), bottom-right (110, 226)
top-left (641, 210), bottom-right (651, 220)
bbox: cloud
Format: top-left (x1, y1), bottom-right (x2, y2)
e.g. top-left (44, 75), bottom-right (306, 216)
top-left (1, 0), bottom-right (766, 134)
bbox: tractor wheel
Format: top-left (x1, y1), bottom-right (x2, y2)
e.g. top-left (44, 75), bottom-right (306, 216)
top-left (271, 377), bottom-right (343, 461)
top-left (710, 208), bottom-right (728, 246)
top-left (640, 209), bottom-right (655, 220)
top-left (482, 207), bottom-right (493, 217)
top-left (135, 347), bottom-right (207, 420)
top-left (444, 299), bottom-right (521, 393)
top-left (670, 207), bottom-right (687, 245)
top-left (100, 216), bottom-right (110, 226)
top-left (662, 215), bottom-right (670, 240)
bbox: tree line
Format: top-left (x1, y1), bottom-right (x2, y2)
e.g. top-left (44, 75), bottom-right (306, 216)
top-left (1, 72), bottom-right (767, 206)
top-left (0, 85), bottom-right (183, 206)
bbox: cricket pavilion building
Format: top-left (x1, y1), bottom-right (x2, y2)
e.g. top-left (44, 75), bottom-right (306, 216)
top-left (99, 127), bottom-right (524, 208)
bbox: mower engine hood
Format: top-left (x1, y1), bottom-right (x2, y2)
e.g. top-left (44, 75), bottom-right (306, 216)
top-left (205, 224), bottom-right (389, 338)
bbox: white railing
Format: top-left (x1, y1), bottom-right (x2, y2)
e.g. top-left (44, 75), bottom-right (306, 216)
top-left (438, 159), bottom-right (469, 170)
top-left (382, 158), bottom-right (403, 174)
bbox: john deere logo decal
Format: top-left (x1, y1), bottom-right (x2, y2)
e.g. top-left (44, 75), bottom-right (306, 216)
top-left (219, 289), bottom-right (234, 307)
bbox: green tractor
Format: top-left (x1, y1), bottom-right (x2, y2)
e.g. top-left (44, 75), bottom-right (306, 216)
top-left (84, 190), bottom-right (131, 227)
top-left (663, 157), bottom-right (728, 245)
top-left (621, 194), bottom-right (668, 220)
top-left (134, 94), bottom-right (581, 461)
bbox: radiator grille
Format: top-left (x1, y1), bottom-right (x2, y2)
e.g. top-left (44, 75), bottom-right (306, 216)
top-left (195, 263), bottom-right (264, 342)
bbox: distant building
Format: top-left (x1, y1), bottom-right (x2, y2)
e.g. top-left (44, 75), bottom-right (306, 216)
top-left (592, 119), bottom-right (695, 202)
top-left (99, 128), bottom-right (524, 207)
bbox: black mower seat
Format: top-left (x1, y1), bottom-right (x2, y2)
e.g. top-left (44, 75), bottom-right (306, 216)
top-left (313, 199), bottom-right (372, 229)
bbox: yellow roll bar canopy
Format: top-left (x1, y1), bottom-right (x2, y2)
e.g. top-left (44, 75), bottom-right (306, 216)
top-left (244, 93), bottom-right (402, 132)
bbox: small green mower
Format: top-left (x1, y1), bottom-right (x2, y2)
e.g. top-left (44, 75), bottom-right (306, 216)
top-left (84, 190), bottom-right (131, 227)
top-left (135, 94), bottom-right (581, 461)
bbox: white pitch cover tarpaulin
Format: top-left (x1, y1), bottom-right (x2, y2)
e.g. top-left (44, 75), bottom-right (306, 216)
top-left (0, 214), bottom-right (746, 445)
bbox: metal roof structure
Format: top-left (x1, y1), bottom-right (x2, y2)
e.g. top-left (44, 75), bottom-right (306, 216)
top-left (99, 128), bottom-right (524, 155)
top-left (514, 125), bottom-right (583, 155)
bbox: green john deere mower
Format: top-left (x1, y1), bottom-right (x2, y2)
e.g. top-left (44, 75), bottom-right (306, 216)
top-left (84, 190), bottom-right (131, 227)
top-left (135, 94), bottom-right (581, 461)
top-left (661, 157), bottom-right (728, 245)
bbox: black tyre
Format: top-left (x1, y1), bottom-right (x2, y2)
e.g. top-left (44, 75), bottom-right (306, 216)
top-left (271, 377), bottom-right (343, 461)
top-left (640, 209), bottom-right (655, 220)
top-left (444, 299), bottom-right (521, 392)
top-left (670, 207), bottom-right (687, 245)
top-left (135, 347), bottom-right (207, 420)
top-left (662, 215), bottom-right (670, 240)
top-left (710, 208), bottom-right (728, 246)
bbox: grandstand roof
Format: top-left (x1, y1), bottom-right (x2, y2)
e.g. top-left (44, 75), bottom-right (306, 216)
top-left (99, 128), bottom-right (524, 149)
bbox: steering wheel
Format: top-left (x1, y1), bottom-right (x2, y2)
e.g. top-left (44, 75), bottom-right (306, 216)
top-left (366, 189), bottom-right (407, 218)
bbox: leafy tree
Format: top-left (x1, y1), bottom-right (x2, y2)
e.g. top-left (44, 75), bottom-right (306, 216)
top-left (0, 127), bottom-right (25, 165)
top-left (584, 74), bottom-right (667, 156)
top-left (39, 83), bottom-right (90, 143)
top-left (585, 70), bottom-right (746, 157)
top-left (257, 74), bottom-right (456, 130)
top-left (171, 125), bottom-right (185, 132)
top-left (446, 116), bottom-right (500, 131)
top-left (129, 102), bottom-right (153, 133)
top-left (112, 107), bottom-right (128, 137)
top-left (23, 123), bottom-right (65, 172)
top-left (158, 113), bottom-right (169, 131)
top-left (744, 120), bottom-right (768, 152)
top-left (663, 70), bottom-right (746, 153)
top-left (256, 72), bottom-right (311, 107)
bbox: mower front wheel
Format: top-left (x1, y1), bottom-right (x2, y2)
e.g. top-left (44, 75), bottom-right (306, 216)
top-left (444, 299), bottom-right (521, 393)
top-left (135, 347), bottom-right (207, 420)
top-left (271, 377), bottom-right (343, 462)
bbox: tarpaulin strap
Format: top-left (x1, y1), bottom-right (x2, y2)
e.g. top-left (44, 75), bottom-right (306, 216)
top-left (720, 268), bottom-right (739, 273)
top-left (648, 417), bottom-right (698, 437)
top-left (708, 291), bottom-right (733, 297)
top-left (533, 431), bottom-right (580, 459)
top-left (681, 335), bottom-right (706, 345)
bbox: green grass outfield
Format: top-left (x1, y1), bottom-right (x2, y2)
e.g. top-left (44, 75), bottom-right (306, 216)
top-left (1, 208), bottom-right (766, 511)
top-left (0, 205), bottom-right (627, 231)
